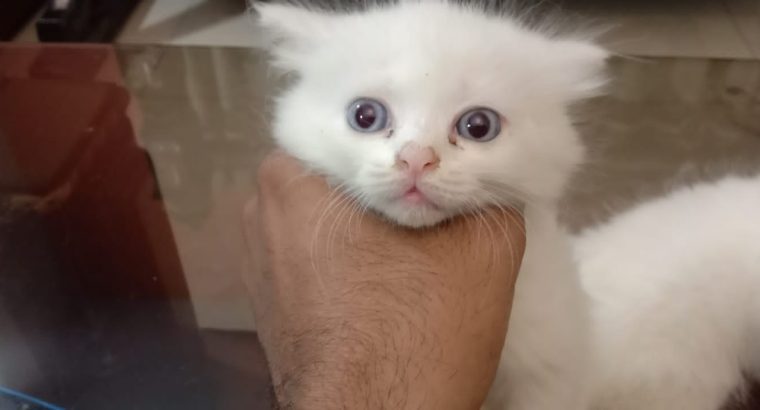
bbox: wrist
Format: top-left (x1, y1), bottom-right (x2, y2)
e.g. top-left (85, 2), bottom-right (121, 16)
top-left (271, 304), bottom-right (493, 410)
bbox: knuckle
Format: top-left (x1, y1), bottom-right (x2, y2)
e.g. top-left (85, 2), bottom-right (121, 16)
top-left (256, 153), bottom-right (281, 190)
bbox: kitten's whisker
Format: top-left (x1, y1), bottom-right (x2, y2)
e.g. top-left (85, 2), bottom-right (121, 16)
top-left (481, 191), bottom-right (527, 237)
top-left (309, 185), bottom-right (344, 262)
top-left (362, 172), bottom-right (400, 181)
top-left (481, 208), bottom-right (499, 290)
top-left (472, 202), bottom-right (490, 256)
top-left (470, 200), bottom-right (484, 246)
top-left (503, 204), bottom-right (527, 237)
top-left (323, 198), bottom-right (350, 268)
top-left (332, 189), bottom-right (363, 249)
top-left (309, 185), bottom-right (352, 294)
top-left (474, 203), bottom-right (498, 277)
top-left (341, 200), bottom-right (360, 250)
top-left (355, 193), bottom-right (372, 232)
top-left (345, 191), bottom-right (367, 243)
top-left (325, 193), bottom-right (357, 262)
top-left (436, 177), bottom-right (465, 185)
top-left (479, 182), bottom-right (538, 210)
top-left (478, 191), bottom-right (527, 276)
top-left (359, 181), bottom-right (406, 192)
top-left (310, 183), bottom-right (352, 271)
top-left (483, 204), bottom-right (516, 273)
top-left (463, 199), bottom-right (482, 245)
top-left (341, 189), bottom-right (359, 243)
top-left (479, 178), bottom-right (541, 205)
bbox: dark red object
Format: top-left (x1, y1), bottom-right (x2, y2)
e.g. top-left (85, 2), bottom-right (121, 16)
top-left (0, 44), bottom-right (190, 302)
top-left (0, 44), bottom-right (197, 406)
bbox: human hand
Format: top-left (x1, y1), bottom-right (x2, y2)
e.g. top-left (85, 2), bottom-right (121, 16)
top-left (244, 152), bottom-right (526, 410)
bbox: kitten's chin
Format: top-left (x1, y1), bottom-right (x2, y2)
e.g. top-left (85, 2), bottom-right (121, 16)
top-left (375, 202), bottom-right (451, 228)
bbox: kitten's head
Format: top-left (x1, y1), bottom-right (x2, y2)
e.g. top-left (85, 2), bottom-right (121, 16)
top-left (258, 1), bottom-right (607, 227)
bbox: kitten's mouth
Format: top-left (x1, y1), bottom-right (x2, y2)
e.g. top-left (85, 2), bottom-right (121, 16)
top-left (400, 185), bottom-right (439, 208)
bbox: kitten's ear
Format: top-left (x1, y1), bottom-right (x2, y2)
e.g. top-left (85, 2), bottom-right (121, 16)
top-left (551, 40), bottom-right (609, 101)
top-left (254, 3), bottom-right (336, 70)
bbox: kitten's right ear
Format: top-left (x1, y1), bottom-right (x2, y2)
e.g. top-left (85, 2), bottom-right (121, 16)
top-left (254, 3), bottom-right (336, 70)
top-left (550, 40), bottom-right (609, 101)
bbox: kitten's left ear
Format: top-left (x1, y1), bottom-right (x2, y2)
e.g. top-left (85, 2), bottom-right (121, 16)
top-left (254, 3), bottom-right (337, 70)
top-left (551, 40), bottom-right (609, 101)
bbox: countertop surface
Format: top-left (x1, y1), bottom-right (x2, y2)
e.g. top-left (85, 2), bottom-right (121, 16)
top-left (0, 43), bottom-right (758, 409)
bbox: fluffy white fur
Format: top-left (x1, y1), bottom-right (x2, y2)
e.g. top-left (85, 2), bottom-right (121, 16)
top-left (576, 175), bottom-right (760, 410)
top-left (257, 1), bottom-right (606, 409)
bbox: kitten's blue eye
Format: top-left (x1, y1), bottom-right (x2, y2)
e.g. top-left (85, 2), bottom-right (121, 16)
top-left (347, 98), bottom-right (389, 133)
top-left (456, 108), bottom-right (501, 142)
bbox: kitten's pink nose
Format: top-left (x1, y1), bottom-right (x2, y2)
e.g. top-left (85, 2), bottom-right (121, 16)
top-left (396, 143), bottom-right (440, 176)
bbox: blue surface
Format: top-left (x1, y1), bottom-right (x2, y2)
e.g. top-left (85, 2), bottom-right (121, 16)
top-left (0, 386), bottom-right (65, 410)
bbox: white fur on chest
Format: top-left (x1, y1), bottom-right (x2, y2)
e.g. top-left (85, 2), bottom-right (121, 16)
top-left (484, 206), bottom-right (591, 410)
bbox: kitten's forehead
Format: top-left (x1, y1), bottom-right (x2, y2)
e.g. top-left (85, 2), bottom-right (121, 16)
top-left (261, 0), bottom-right (608, 114)
top-left (309, 4), bottom-right (548, 102)
top-left (334, 5), bottom-right (536, 66)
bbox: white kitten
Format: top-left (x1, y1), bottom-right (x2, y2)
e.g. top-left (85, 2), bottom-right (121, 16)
top-left (575, 174), bottom-right (760, 410)
top-left (257, 1), bottom-right (607, 409)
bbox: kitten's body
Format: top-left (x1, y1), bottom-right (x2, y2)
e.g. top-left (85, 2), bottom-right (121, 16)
top-left (576, 175), bottom-right (760, 410)
top-left (486, 205), bottom-right (591, 409)
top-left (257, 1), bottom-right (605, 408)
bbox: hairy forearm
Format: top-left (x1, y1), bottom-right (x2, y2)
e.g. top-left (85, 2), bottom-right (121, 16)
top-left (275, 326), bottom-right (423, 409)
top-left (274, 320), bottom-right (471, 409)
top-left (270, 262), bottom-right (508, 410)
